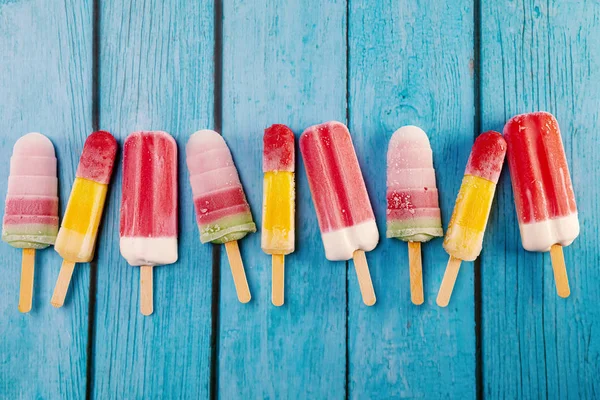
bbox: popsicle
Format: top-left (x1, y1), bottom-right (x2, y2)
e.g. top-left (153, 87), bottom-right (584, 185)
top-left (437, 131), bottom-right (506, 307)
top-left (51, 131), bottom-right (117, 308)
top-left (120, 131), bottom-right (178, 315)
top-left (386, 126), bottom-right (443, 305)
top-left (300, 121), bottom-right (378, 306)
top-left (262, 124), bottom-right (295, 306)
top-left (2, 133), bottom-right (59, 312)
top-left (186, 130), bottom-right (256, 303)
top-left (504, 112), bottom-right (578, 297)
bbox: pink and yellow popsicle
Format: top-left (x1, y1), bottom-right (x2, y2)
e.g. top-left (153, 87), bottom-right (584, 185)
top-left (437, 131), bottom-right (506, 307)
top-left (262, 124), bottom-right (295, 306)
top-left (51, 131), bottom-right (117, 308)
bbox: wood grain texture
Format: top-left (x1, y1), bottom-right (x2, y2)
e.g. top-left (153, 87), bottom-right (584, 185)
top-left (348, 0), bottom-right (477, 397)
top-left (481, 0), bottom-right (600, 397)
top-left (0, 0), bottom-right (93, 398)
top-left (218, 0), bottom-right (347, 397)
top-left (92, 0), bottom-right (214, 397)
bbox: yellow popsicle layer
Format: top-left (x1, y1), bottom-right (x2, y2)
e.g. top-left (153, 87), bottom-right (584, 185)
top-left (443, 175), bottom-right (495, 261)
top-left (261, 171), bottom-right (295, 255)
top-left (55, 177), bottom-right (108, 262)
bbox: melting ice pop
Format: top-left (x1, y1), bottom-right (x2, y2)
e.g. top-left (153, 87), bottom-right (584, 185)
top-left (386, 126), bottom-right (443, 305)
top-left (504, 112), bottom-right (578, 297)
top-left (2, 133), bottom-right (59, 312)
top-left (52, 131), bottom-right (117, 308)
top-left (300, 121), bottom-right (378, 306)
top-left (437, 131), bottom-right (506, 307)
top-left (120, 131), bottom-right (178, 315)
top-left (262, 124), bottom-right (295, 306)
top-left (186, 130), bottom-right (256, 303)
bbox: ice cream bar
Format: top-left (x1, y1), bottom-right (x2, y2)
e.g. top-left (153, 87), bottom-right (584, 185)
top-left (2, 132), bottom-right (59, 313)
top-left (186, 130), bottom-right (255, 303)
top-left (262, 124), bottom-right (295, 306)
top-left (300, 121), bottom-right (377, 305)
top-left (186, 130), bottom-right (256, 244)
top-left (437, 131), bottom-right (506, 307)
top-left (55, 131), bottom-right (117, 262)
top-left (503, 112), bottom-right (579, 252)
top-left (120, 131), bottom-right (178, 267)
top-left (2, 133), bottom-right (59, 249)
top-left (386, 126), bottom-right (443, 242)
top-left (443, 131), bottom-right (506, 261)
top-left (504, 112), bottom-right (577, 298)
top-left (386, 126), bottom-right (442, 305)
top-left (52, 131), bottom-right (117, 308)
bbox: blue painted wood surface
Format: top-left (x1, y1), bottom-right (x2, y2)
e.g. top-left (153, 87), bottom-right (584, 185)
top-left (0, 0), bottom-right (598, 398)
top-left (0, 0), bottom-right (92, 398)
top-left (480, 1), bottom-right (600, 398)
top-left (348, 0), bottom-right (476, 397)
top-left (218, 1), bottom-right (347, 397)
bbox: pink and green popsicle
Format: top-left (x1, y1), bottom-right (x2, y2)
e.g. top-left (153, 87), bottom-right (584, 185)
top-left (2, 133), bottom-right (59, 249)
top-left (2, 132), bottom-right (59, 312)
top-left (186, 129), bottom-right (255, 303)
top-left (386, 126), bottom-right (443, 242)
top-left (386, 126), bottom-right (442, 305)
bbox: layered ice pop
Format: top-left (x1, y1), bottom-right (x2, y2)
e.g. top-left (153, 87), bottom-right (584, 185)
top-left (52, 131), bottom-right (117, 308)
top-left (262, 124), bottom-right (295, 306)
top-left (120, 131), bottom-right (178, 315)
top-left (386, 126), bottom-right (442, 305)
top-left (437, 131), bottom-right (506, 307)
top-left (186, 130), bottom-right (255, 303)
top-left (504, 112), bottom-right (578, 297)
top-left (2, 133), bottom-right (59, 312)
top-left (300, 121), bottom-right (378, 306)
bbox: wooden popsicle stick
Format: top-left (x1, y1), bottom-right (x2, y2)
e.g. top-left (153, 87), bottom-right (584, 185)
top-left (224, 241), bottom-right (251, 303)
top-left (436, 256), bottom-right (462, 307)
top-left (18, 248), bottom-right (36, 313)
top-left (51, 260), bottom-right (76, 308)
top-left (408, 242), bottom-right (424, 305)
top-left (550, 244), bottom-right (571, 298)
top-left (352, 250), bottom-right (376, 306)
top-left (140, 266), bottom-right (154, 316)
top-left (272, 254), bottom-right (285, 306)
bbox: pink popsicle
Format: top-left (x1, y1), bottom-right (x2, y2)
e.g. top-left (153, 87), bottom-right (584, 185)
top-left (299, 121), bottom-right (378, 261)
top-left (119, 131), bottom-right (178, 267)
top-left (300, 121), bottom-right (377, 306)
top-left (503, 112), bottom-right (578, 252)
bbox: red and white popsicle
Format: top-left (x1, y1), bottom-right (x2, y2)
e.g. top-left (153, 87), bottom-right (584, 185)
top-left (504, 112), bottom-right (579, 297)
top-left (300, 121), bottom-right (378, 306)
top-left (120, 131), bottom-right (178, 315)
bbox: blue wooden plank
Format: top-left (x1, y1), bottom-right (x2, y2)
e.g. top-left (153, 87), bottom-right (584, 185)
top-left (347, 0), bottom-right (477, 397)
top-left (0, 0), bottom-right (92, 398)
top-left (91, 0), bottom-right (214, 397)
top-left (481, 1), bottom-right (600, 397)
top-left (218, 0), bottom-right (347, 397)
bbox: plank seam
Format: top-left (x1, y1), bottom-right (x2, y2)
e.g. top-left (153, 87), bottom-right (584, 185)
top-left (473, 0), bottom-right (483, 398)
top-left (85, 0), bottom-right (102, 398)
top-left (345, 0), bottom-right (351, 398)
top-left (210, 0), bottom-right (223, 398)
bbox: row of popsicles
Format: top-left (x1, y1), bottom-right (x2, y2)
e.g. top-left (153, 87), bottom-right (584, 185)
top-left (1, 111), bottom-right (578, 314)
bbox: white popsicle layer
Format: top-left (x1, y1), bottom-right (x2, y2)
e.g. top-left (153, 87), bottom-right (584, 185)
top-left (519, 214), bottom-right (580, 252)
top-left (321, 220), bottom-right (379, 261)
top-left (120, 237), bottom-right (178, 267)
